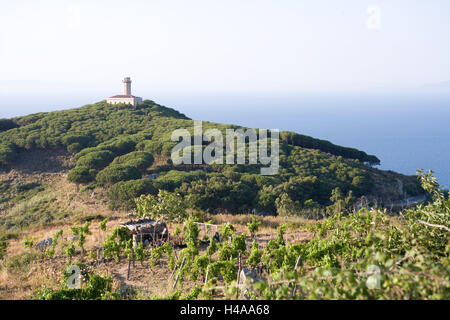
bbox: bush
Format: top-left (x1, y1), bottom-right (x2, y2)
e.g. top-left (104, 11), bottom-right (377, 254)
top-left (275, 192), bottom-right (300, 217)
top-left (100, 138), bottom-right (136, 156)
top-left (137, 140), bottom-right (163, 154)
top-left (96, 165), bottom-right (142, 186)
top-left (135, 190), bottom-right (188, 222)
top-left (0, 119), bottom-right (18, 132)
top-left (0, 143), bottom-right (18, 166)
top-left (68, 166), bottom-right (97, 184)
top-left (107, 178), bottom-right (157, 210)
top-left (67, 143), bottom-right (84, 154)
top-left (247, 215), bottom-right (262, 237)
top-left (63, 134), bottom-right (95, 153)
top-left (73, 147), bottom-right (105, 161)
top-left (153, 170), bottom-right (206, 192)
top-left (76, 150), bottom-right (115, 170)
top-left (111, 151), bottom-right (154, 171)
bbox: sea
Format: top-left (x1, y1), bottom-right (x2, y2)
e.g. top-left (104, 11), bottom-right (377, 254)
top-left (1, 91), bottom-right (449, 188)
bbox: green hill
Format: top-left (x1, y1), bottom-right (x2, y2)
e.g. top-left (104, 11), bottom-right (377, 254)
top-left (0, 100), bottom-right (422, 216)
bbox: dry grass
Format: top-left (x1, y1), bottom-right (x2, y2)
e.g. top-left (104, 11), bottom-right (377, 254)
top-left (211, 213), bottom-right (315, 233)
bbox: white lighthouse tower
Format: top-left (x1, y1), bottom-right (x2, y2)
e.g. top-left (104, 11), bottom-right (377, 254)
top-left (123, 77), bottom-right (132, 95)
top-left (107, 77), bottom-right (143, 106)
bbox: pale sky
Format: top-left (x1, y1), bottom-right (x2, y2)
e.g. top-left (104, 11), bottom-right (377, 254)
top-left (0, 0), bottom-right (450, 96)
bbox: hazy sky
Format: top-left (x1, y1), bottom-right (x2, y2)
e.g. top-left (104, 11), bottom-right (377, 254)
top-left (0, 0), bottom-right (450, 96)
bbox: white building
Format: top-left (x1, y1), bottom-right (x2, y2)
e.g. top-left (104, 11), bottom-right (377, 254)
top-left (107, 77), bottom-right (143, 106)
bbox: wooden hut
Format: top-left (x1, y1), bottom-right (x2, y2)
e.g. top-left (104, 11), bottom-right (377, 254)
top-left (120, 219), bottom-right (169, 247)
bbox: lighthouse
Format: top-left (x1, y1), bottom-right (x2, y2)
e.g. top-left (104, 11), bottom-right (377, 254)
top-left (123, 77), bottom-right (132, 95)
top-left (107, 77), bottom-right (143, 106)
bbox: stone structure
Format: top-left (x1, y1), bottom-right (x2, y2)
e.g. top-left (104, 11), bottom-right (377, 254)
top-left (107, 77), bottom-right (143, 106)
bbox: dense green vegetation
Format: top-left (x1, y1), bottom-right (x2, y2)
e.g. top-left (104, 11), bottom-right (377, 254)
top-left (0, 100), bottom-right (422, 216)
top-left (0, 100), bottom-right (187, 157)
top-left (0, 143), bottom-right (17, 166)
top-left (280, 131), bottom-right (380, 166)
top-left (0, 119), bottom-right (18, 132)
top-left (247, 171), bottom-right (449, 299)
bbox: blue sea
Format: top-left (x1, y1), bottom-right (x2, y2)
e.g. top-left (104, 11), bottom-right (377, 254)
top-left (155, 91), bottom-right (450, 189)
top-left (1, 91), bottom-right (449, 188)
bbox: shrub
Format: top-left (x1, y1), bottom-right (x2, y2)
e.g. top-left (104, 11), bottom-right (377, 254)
top-left (135, 190), bottom-right (188, 222)
top-left (0, 143), bottom-right (17, 166)
top-left (137, 140), bottom-right (163, 154)
top-left (68, 166), bottom-right (97, 184)
top-left (63, 134), bottom-right (95, 153)
top-left (100, 138), bottom-right (136, 156)
top-left (73, 147), bottom-right (106, 161)
top-left (153, 170), bottom-right (206, 192)
top-left (0, 119), bottom-right (18, 132)
top-left (107, 178), bottom-right (157, 210)
top-left (247, 215), bottom-right (262, 237)
top-left (76, 150), bottom-right (115, 170)
top-left (275, 193), bottom-right (300, 217)
top-left (96, 165), bottom-right (141, 186)
top-left (67, 143), bottom-right (84, 154)
top-left (111, 151), bottom-right (154, 171)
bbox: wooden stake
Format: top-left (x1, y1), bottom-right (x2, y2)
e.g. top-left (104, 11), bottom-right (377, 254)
top-left (204, 265), bottom-right (210, 285)
top-left (237, 253), bottom-right (242, 299)
top-left (127, 258), bottom-right (131, 280)
top-left (153, 228), bottom-right (156, 247)
top-left (169, 264), bottom-right (177, 280)
top-left (237, 253), bottom-right (242, 283)
top-left (173, 257), bottom-right (186, 290)
top-left (294, 255), bottom-right (301, 271)
top-left (292, 255), bottom-right (302, 297)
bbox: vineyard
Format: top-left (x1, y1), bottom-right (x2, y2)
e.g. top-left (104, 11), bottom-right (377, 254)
top-left (27, 170), bottom-right (449, 300)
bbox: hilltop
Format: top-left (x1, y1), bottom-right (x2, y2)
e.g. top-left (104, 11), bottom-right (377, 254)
top-left (0, 100), bottom-right (423, 226)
